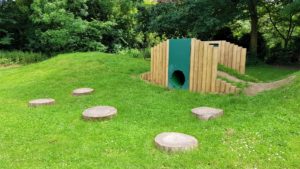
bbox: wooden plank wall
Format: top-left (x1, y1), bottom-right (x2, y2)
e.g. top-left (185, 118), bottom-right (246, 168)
top-left (141, 72), bottom-right (151, 81)
top-left (189, 39), bottom-right (219, 93)
top-left (148, 40), bottom-right (169, 87)
top-left (215, 79), bottom-right (240, 94)
top-left (142, 39), bottom-right (241, 95)
top-left (208, 41), bottom-right (247, 74)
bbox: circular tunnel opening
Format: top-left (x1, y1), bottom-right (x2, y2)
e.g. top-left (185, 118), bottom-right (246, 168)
top-left (171, 70), bottom-right (185, 88)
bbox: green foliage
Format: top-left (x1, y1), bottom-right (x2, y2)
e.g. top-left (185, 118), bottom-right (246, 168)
top-left (1, 0), bottom-right (143, 54)
top-left (118, 48), bottom-right (141, 58)
top-left (138, 0), bottom-right (240, 39)
top-left (0, 50), bottom-right (47, 65)
top-left (118, 48), bottom-right (151, 59)
top-left (0, 0), bottom-right (33, 49)
top-left (0, 57), bottom-right (13, 66)
top-left (29, 0), bottom-right (110, 54)
top-left (218, 64), bottom-right (260, 82)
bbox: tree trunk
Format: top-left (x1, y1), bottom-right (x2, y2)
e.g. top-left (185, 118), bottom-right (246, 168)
top-left (248, 0), bottom-right (258, 58)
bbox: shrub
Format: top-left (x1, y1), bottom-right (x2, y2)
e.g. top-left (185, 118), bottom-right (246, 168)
top-left (118, 48), bottom-right (141, 58)
top-left (118, 48), bottom-right (151, 59)
top-left (0, 58), bottom-right (13, 66)
top-left (0, 51), bottom-right (47, 65)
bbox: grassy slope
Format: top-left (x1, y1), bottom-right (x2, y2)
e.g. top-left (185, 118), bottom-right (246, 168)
top-left (246, 64), bottom-right (298, 82)
top-left (0, 52), bottom-right (299, 169)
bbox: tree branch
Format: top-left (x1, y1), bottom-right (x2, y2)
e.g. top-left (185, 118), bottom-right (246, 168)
top-left (263, 3), bottom-right (287, 41)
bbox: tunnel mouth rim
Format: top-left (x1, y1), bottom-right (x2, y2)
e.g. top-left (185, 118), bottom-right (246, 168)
top-left (170, 70), bottom-right (185, 88)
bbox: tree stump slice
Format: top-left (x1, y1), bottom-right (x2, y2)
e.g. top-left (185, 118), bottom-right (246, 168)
top-left (82, 106), bottom-right (117, 120)
top-left (154, 132), bottom-right (198, 152)
top-left (191, 107), bottom-right (224, 121)
top-left (29, 98), bottom-right (55, 107)
top-left (72, 88), bottom-right (94, 96)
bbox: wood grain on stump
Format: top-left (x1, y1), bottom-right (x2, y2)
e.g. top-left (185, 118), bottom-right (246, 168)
top-left (82, 106), bottom-right (117, 120)
top-left (72, 88), bottom-right (94, 96)
top-left (191, 107), bottom-right (224, 121)
top-left (29, 98), bottom-right (55, 107)
top-left (154, 132), bottom-right (198, 152)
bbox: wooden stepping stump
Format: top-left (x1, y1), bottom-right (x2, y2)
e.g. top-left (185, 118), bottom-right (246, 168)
top-left (72, 88), bottom-right (94, 96)
top-left (82, 106), bottom-right (117, 120)
top-left (191, 107), bottom-right (224, 121)
top-left (154, 132), bottom-right (198, 152)
top-left (29, 98), bottom-right (55, 107)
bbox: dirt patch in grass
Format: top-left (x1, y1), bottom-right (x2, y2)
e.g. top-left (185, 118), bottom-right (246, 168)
top-left (0, 64), bottom-right (20, 70)
top-left (244, 75), bottom-right (296, 96)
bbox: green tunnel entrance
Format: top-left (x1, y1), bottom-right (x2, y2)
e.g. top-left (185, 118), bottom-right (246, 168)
top-left (168, 39), bottom-right (191, 89)
top-left (170, 70), bottom-right (186, 88)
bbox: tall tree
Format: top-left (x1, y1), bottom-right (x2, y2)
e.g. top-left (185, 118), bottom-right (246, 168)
top-left (248, 0), bottom-right (258, 58)
top-left (262, 0), bottom-right (299, 48)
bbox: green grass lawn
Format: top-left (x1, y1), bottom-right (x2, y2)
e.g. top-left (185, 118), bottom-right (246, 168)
top-left (246, 64), bottom-right (298, 82)
top-left (0, 52), bottom-right (299, 169)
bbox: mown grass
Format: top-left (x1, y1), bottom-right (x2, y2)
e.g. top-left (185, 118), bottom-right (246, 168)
top-left (218, 64), bottom-right (260, 82)
top-left (246, 64), bottom-right (298, 82)
top-left (0, 52), bottom-right (299, 169)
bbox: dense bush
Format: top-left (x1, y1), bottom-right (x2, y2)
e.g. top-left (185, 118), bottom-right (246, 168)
top-left (0, 50), bottom-right (47, 65)
top-left (118, 47), bottom-right (151, 59)
top-left (0, 0), bottom-right (143, 54)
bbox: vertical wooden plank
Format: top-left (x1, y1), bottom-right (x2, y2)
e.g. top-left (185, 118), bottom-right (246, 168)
top-left (236, 46), bottom-right (240, 71)
top-left (157, 43), bottom-right (161, 85)
top-left (218, 41), bottom-right (221, 64)
top-left (211, 47), bottom-right (219, 92)
top-left (162, 42), bottom-right (166, 86)
top-left (220, 41), bottom-right (225, 65)
top-left (193, 40), bottom-right (200, 92)
top-left (163, 41), bottom-right (167, 87)
top-left (158, 43), bottom-right (163, 86)
top-left (150, 47), bottom-right (154, 83)
top-left (230, 86), bottom-right (236, 94)
top-left (160, 43), bottom-right (164, 85)
top-left (225, 83), bottom-right (231, 94)
top-left (197, 40), bottom-right (204, 92)
top-left (165, 40), bottom-right (169, 87)
top-left (240, 48), bottom-right (247, 74)
top-left (205, 45), bottom-right (213, 92)
top-left (189, 39), bottom-right (196, 92)
top-left (152, 46), bottom-right (156, 83)
top-left (236, 47), bottom-right (241, 73)
top-left (219, 81), bottom-right (225, 93)
top-left (224, 42), bottom-right (230, 67)
top-left (161, 41), bottom-right (166, 86)
top-left (156, 44), bottom-right (160, 85)
top-left (223, 42), bottom-right (227, 66)
top-left (215, 79), bottom-right (221, 93)
top-left (231, 45), bottom-right (237, 69)
top-left (201, 43), bottom-right (208, 92)
top-left (228, 43), bottom-right (233, 68)
top-left (155, 45), bottom-right (159, 84)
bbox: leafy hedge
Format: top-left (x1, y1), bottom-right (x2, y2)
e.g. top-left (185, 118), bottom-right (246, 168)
top-left (0, 51), bottom-right (47, 65)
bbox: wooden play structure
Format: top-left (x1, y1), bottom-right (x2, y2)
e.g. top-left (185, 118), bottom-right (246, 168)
top-left (141, 38), bottom-right (247, 94)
